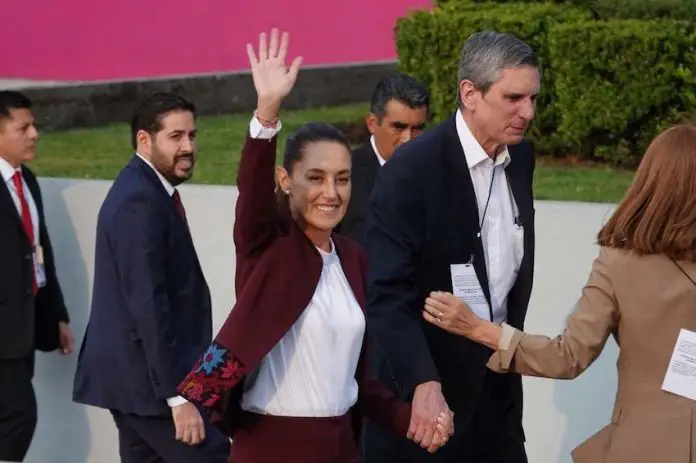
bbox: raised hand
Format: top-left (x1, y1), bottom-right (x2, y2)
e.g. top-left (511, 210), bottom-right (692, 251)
top-left (246, 29), bottom-right (303, 121)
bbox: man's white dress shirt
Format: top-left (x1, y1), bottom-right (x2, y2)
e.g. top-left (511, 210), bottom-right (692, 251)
top-left (455, 110), bottom-right (524, 323)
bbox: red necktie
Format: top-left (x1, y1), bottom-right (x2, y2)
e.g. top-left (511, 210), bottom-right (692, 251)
top-left (172, 189), bottom-right (189, 230)
top-left (12, 172), bottom-right (37, 295)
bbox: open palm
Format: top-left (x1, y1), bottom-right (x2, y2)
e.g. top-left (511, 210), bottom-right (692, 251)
top-left (247, 29), bottom-right (302, 103)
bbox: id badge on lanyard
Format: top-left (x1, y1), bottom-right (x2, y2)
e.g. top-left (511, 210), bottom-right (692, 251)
top-left (449, 168), bottom-right (498, 322)
top-left (34, 245), bottom-right (47, 288)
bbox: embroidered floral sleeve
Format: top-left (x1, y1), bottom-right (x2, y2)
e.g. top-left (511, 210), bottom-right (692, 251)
top-left (177, 342), bottom-right (248, 409)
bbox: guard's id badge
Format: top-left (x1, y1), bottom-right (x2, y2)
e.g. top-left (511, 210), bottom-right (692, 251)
top-left (34, 245), bottom-right (47, 288)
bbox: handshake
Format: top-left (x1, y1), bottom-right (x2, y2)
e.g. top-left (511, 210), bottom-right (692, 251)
top-left (407, 381), bottom-right (455, 453)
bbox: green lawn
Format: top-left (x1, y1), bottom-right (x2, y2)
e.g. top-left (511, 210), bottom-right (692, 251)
top-left (534, 164), bottom-right (633, 203)
top-left (30, 104), bottom-right (634, 203)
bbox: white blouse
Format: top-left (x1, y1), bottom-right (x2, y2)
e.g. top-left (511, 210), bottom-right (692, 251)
top-left (240, 240), bottom-right (366, 417)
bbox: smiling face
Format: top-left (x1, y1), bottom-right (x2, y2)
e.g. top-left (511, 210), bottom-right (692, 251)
top-left (277, 140), bottom-right (352, 237)
top-left (0, 108), bottom-right (38, 167)
top-left (137, 109), bottom-right (197, 186)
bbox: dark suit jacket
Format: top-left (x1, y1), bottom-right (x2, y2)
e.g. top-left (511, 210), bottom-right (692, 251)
top-left (335, 141), bottom-right (381, 244)
top-left (72, 156), bottom-right (213, 417)
top-left (363, 114), bottom-right (535, 450)
top-left (176, 134), bottom-right (411, 441)
top-left (0, 165), bottom-right (69, 361)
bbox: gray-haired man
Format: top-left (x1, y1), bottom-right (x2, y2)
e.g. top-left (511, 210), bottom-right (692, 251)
top-left (363, 30), bottom-right (539, 462)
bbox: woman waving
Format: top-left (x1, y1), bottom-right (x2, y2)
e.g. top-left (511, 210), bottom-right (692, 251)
top-left (177, 29), bottom-right (453, 463)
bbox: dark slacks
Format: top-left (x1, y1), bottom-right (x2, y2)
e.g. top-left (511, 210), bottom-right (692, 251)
top-left (363, 369), bottom-right (527, 463)
top-left (230, 411), bottom-right (360, 463)
top-left (362, 425), bottom-right (526, 463)
top-left (0, 356), bottom-right (37, 462)
top-left (111, 410), bottom-right (230, 463)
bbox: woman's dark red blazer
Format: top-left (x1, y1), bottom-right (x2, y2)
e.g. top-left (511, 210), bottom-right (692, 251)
top-left (176, 132), bottom-right (411, 439)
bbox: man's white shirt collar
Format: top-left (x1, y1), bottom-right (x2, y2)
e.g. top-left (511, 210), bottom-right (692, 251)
top-left (0, 157), bottom-right (21, 183)
top-left (369, 135), bottom-right (387, 166)
top-left (455, 109), bottom-right (510, 169)
top-left (136, 152), bottom-right (175, 196)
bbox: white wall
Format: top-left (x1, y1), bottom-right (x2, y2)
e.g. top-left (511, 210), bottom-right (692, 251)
top-left (26, 178), bottom-right (618, 463)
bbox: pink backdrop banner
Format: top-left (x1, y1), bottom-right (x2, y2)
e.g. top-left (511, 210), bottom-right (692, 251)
top-left (2, 0), bottom-right (431, 81)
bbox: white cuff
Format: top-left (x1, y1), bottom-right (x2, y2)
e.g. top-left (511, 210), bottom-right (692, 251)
top-left (166, 395), bottom-right (188, 407)
top-left (249, 116), bottom-right (282, 140)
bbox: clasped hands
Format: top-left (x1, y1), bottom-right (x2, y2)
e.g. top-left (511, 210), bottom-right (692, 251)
top-left (407, 381), bottom-right (454, 453)
top-left (407, 292), bottom-right (492, 453)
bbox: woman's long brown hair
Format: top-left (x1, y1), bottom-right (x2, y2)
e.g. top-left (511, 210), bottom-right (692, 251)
top-left (597, 124), bottom-right (696, 262)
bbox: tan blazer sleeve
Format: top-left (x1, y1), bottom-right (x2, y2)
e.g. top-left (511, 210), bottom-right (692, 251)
top-left (487, 247), bottom-right (619, 379)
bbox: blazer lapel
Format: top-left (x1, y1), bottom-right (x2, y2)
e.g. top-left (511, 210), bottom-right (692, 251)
top-left (22, 169), bottom-right (49, 248)
top-left (131, 155), bottom-right (173, 203)
top-left (441, 115), bottom-right (492, 308)
top-left (358, 142), bottom-right (381, 193)
top-left (0, 174), bottom-right (29, 239)
top-left (504, 147), bottom-right (531, 228)
top-left (215, 226), bottom-right (324, 368)
top-left (131, 155), bottom-right (205, 271)
top-left (335, 239), bottom-right (365, 309)
top-left (504, 144), bottom-right (534, 325)
top-left (22, 169), bottom-right (40, 211)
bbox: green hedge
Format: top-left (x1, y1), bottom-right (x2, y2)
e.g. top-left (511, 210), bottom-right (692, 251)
top-left (434, 0), bottom-right (595, 8)
top-left (549, 19), bottom-right (696, 165)
top-left (434, 0), bottom-right (588, 4)
top-left (435, 0), bottom-right (696, 20)
top-left (590, 0), bottom-right (696, 19)
top-left (397, 2), bottom-right (696, 165)
top-left (396, 3), bottom-right (591, 152)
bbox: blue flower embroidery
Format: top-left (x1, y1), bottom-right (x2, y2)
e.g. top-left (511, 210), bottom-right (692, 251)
top-left (196, 344), bottom-right (227, 375)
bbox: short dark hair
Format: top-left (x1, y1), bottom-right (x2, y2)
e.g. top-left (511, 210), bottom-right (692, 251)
top-left (369, 73), bottom-right (429, 121)
top-left (281, 122), bottom-right (350, 174)
top-left (0, 91), bottom-right (32, 120)
top-left (130, 92), bottom-right (196, 149)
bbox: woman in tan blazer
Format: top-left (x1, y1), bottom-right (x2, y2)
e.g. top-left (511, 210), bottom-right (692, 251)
top-left (420, 124), bottom-right (696, 463)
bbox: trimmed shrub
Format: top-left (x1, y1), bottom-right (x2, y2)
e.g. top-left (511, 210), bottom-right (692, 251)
top-left (592, 0), bottom-right (696, 20)
top-left (434, 0), bottom-right (691, 17)
top-left (549, 19), bottom-right (696, 165)
top-left (395, 2), bottom-right (591, 151)
top-left (435, 0), bottom-right (592, 5)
